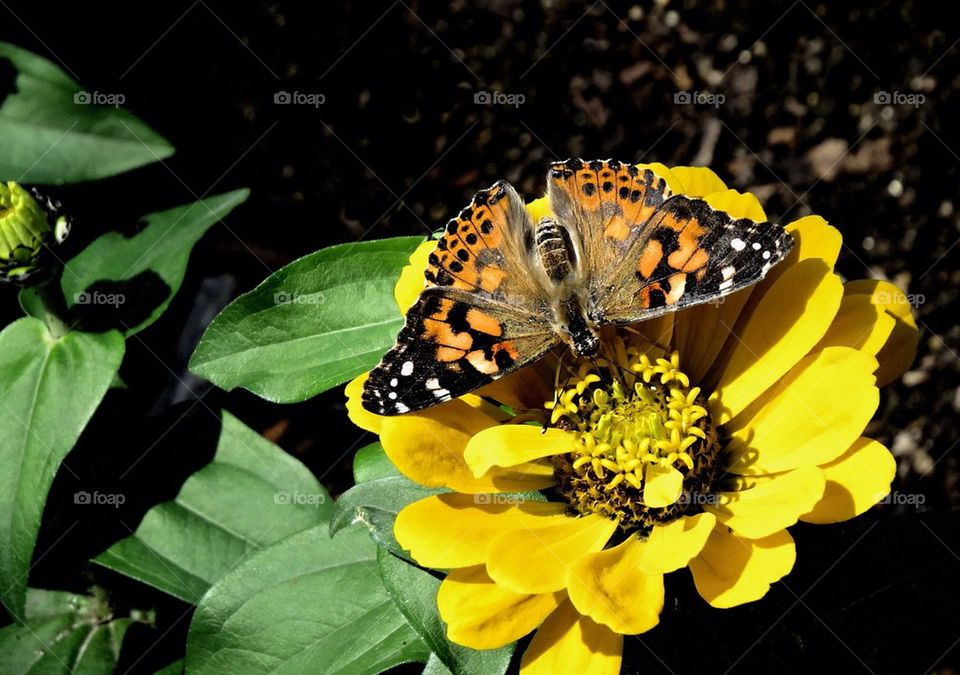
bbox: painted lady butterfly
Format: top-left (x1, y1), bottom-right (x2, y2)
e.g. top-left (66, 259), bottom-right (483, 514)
top-left (362, 159), bottom-right (793, 415)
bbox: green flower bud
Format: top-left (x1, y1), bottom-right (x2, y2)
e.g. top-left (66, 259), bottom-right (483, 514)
top-left (0, 181), bottom-right (70, 284)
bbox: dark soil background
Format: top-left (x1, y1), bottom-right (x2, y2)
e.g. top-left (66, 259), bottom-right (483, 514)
top-left (1, 0), bottom-right (959, 673)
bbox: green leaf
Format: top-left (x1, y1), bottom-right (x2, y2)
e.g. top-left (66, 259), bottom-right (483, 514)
top-left (0, 318), bottom-right (124, 618)
top-left (190, 236), bottom-right (423, 403)
top-left (94, 411), bottom-right (329, 604)
top-left (186, 524), bottom-right (430, 674)
top-left (331, 444), bottom-right (446, 555)
top-left (0, 42), bottom-right (174, 184)
top-left (0, 588), bottom-right (146, 674)
top-left (20, 189), bottom-right (249, 336)
top-left (378, 550), bottom-right (514, 675)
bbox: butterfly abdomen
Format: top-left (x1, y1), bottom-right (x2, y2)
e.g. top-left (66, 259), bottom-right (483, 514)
top-left (532, 218), bottom-right (599, 358)
top-left (534, 219), bottom-right (578, 283)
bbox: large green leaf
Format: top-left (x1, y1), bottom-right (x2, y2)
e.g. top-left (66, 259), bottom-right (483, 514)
top-left (185, 524), bottom-right (430, 674)
top-left (0, 318), bottom-right (124, 618)
top-left (331, 443), bottom-right (446, 555)
top-left (0, 42), bottom-right (173, 183)
top-left (378, 550), bottom-right (514, 675)
top-left (0, 588), bottom-right (148, 674)
top-left (189, 237), bottom-right (423, 403)
top-left (21, 189), bottom-right (250, 336)
top-left (94, 411), bottom-right (329, 604)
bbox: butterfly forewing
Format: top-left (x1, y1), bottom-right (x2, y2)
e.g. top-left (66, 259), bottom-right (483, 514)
top-left (596, 195), bottom-right (794, 322)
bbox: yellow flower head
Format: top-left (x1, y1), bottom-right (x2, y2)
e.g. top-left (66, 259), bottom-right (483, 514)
top-left (346, 164), bottom-right (919, 674)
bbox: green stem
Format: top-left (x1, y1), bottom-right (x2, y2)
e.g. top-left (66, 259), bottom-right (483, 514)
top-left (33, 276), bottom-right (70, 338)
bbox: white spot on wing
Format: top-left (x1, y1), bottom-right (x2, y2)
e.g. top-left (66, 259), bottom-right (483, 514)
top-left (426, 378), bottom-right (440, 390)
top-left (388, 391), bottom-right (398, 400)
top-left (722, 265), bottom-right (736, 281)
top-left (390, 378), bottom-right (398, 387)
top-left (752, 241), bottom-right (762, 250)
top-left (731, 238), bottom-right (746, 251)
top-left (762, 250), bottom-right (771, 259)
top-left (395, 403), bottom-right (410, 414)
top-left (401, 361), bottom-right (414, 376)
top-left (719, 279), bottom-right (734, 291)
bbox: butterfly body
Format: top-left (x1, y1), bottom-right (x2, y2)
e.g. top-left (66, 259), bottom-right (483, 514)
top-left (361, 159), bottom-right (794, 416)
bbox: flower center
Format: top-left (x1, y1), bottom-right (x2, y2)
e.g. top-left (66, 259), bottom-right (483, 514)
top-left (548, 339), bottom-right (721, 532)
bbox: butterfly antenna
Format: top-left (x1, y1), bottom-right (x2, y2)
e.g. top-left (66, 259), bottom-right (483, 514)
top-left (543, 348), bottom-right (569, 433)
top-left (544, 347), bottom-right (583, 433)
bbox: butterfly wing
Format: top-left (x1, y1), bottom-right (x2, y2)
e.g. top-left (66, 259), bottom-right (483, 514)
top-left (596, 195), bottom-right (794, 322)
top-left (362, 181), bottom-right (559, 415)
top-left (547, 158), bottom-right (794, 324)
top-left (547, 158), bottom-right (675, 289)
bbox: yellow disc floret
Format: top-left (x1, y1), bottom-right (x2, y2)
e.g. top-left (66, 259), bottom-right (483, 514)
top-left (548, 338), bottom-right (720, 532)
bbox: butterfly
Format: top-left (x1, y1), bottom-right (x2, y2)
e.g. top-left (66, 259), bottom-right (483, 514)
top-left (362, 159), bottom-right (794, 415)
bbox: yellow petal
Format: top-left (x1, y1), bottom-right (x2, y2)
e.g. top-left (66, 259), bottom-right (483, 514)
top-left (520, 600), bottom-right (622, 675)
top-left (672, 287), bottom-right (754, 386)
top-left (702, 189), bottom-right (767, 221)
top-left (642, 461), bottom-right (684, 507)
top-left (394, 239), bottom-right (435, 313)
top-left (465, 426), bottom-right (574, 477)
top-left (665, 166), bottom-right (728, 197)
top-left (395, 494), bottom-right (567, 568)
top-left (567, 537), bottom-right (663, 634)
top-left (438, 565), bottom-right (564, 650)
top-left (487, 514), bottom-right (618, 594)
top-left (526, 196), bottom-right (553, 222)
top-left (812, 293), bottom-right (896, 357)
top-left (844, 279), bottom-right (919, 386)
top-left (707, 467), bottom-right (825, 539)
top-left (724, 347), bottom-right (879, 475)
top-left (689, 527), bottom-right (796, 608)
top-left (710, 259), bottom-right (843, 423)
top-left (638, 512), bottom-right (717, 574)
top-left (801, 438), bottom-right (896, 524)
top-left (785, 215), bottom-right (842, 269)
top-left (633, 312), bottom-right (674, 355)
top-left (344, 372), bottom-right (384, 434)
top-left (380, 399), bottom-right (555, 493)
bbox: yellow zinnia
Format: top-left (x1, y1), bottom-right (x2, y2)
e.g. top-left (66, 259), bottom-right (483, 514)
top-left (345, 164), bottom-right (918, 673)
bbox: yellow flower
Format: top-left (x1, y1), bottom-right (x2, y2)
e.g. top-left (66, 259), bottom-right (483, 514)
top-left (346, 165), bottom-right (919, 673)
